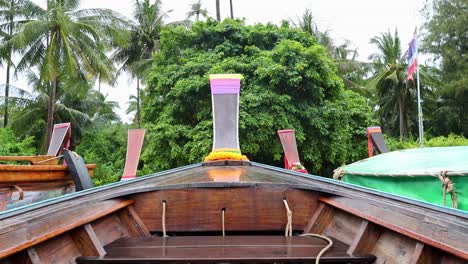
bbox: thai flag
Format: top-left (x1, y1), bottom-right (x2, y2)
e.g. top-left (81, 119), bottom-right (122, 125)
top-left (407, 28), bottom-right (418, 80)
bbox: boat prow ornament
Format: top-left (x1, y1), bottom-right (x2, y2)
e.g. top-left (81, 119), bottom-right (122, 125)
top-left (278, 129), bottom-right (308, 173)
top-left (204, 74), bottom-right (249, 165)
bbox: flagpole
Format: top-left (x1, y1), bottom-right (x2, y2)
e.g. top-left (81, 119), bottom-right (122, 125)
top-left (416, 27), bottom-right (424, 146)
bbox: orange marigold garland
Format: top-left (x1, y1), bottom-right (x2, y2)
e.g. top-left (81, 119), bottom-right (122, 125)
top-left (204, 148), bottom-right (249, 162)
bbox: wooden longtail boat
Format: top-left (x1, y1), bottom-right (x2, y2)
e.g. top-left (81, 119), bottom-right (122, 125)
top-left (0, 75), bottom-right (466, 263)
top-left (0, 163), bottom-right (96, 210)
top-left (0, 122), bottom-right (96, 211)
top-left (0, 162), bottom-right (467, 263)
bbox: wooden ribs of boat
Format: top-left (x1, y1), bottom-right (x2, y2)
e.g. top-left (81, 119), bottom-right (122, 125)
top-left (0, 163), bottom-right (466, 264)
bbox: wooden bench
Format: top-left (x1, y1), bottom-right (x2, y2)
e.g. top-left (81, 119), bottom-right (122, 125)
top-left (76, 236), bottom-right (376, 263)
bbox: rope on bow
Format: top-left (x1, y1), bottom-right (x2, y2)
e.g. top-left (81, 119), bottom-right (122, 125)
top-left (438, 170), bottom-right (458, 208)
top-left (161, 201), bottom-right (169, 237)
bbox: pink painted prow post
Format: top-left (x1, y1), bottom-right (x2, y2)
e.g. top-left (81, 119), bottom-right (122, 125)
top-left (277, 129), bottom-right (308, 174)
top-left (120, 129), bottom-right (146, 181)
top-left (47, 123), bottom-right (71, 156)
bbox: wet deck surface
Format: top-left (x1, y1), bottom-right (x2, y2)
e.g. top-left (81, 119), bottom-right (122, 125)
top-left (76, 236), bottom-right (376, 263)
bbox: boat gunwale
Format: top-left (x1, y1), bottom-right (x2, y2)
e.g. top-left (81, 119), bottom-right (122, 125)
top-left (0, 162), bottom-right (466, 222)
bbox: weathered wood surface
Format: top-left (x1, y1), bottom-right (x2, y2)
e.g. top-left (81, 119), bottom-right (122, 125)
top-left (0, 198), bottom-right (132, 259)
top-left (116, 206), bottom-right (151, 237)
top-left (92, 213), bottom-right (131, 246)
top-left (0, 156), bottom-right (58, 165)
top-left (71, 224), bottom-right (106, 257)
top-left (132, 186), bottom-right (318, 232)
top-left (76, 236), bottom-right (376, 263)
top-left (347, 220), bottom-right (382, 256)
top-left (0, 164), bottom-right (96, 184)
top-left (322, 209), bottom-right (362, 246)
top-left (303, 202), bottom-right (334, 234)
top-left (320, 196), bottom-right (468, 260)
top-left (0, 181), bottom-right (74, 193)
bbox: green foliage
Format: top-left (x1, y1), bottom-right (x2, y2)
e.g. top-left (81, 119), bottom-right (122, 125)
top-left (9, 75), bottom-right (119, 151)
top-left (142, 19), bottom-right (375, 176)
top-left (7, 0), bottom-right (128, 147)
top-left (76, 123), bottom-right (128, 186)
top-left (367, 30), bottom-right (438, 140)
top-left (422, 0), bottom-right (468, 137)
top-left (0, 128), bottom-right (36, 156)
top-left (385, 134), bottom-right (468, 151)
top-left (112, 0), bottom-right (176, 127)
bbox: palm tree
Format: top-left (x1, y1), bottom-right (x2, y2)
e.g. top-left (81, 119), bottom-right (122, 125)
top-left (331, 41), bottom-right (370, 95)
top-left (9, 0), bottom-right (124, 147)
top-left (10, 70), bottom-right (118, 151)
top-left (292, 10), bottom-right (370, 93)
top-left (368, 30), bottom-right (410, 139)
top-left (187, 0), bottom-right (208, 21)
top-left (112, 0), bottom-right (174, 128)
top-left (126, 94), bottom-right (138, 116)
top-left (0, 0), bottom-right (42, 127)
top-left (215, 0), bottom-right (220, 21)
top-left (291, 9), bottom-right (332, 49)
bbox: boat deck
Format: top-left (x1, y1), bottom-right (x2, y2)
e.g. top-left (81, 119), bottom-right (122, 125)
top-left (76, 236), bottom-right (376, 263)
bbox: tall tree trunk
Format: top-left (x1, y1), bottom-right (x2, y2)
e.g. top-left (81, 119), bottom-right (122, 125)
top-left (98, 74), bottom-right (101, 93)
top-left (4, 61), bottom-right (10, 128)
top-left (3, 16), bottom-right (13, 128)
top-left (230, 0), bottom-right (234, 18)
top-left (216, 0), bottom-right (221, 21)
top-left (136, 78), bottom-right (141, 128)
top-left (398, 93), bottom-right (408, 140)
top-left (45, 78), bottom-right (57, 149)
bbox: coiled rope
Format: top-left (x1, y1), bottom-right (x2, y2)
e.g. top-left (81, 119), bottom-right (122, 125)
top-left (283, 199), bottom-right (333, 264)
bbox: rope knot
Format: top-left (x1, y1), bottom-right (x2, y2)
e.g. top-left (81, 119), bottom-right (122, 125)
top-left (438, 170), bottom-right (457, 209)
top-left (333, 168), bottom-right (345, 180)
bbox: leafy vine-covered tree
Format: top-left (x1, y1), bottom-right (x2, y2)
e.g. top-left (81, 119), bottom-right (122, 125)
top-left (422, 0), bottom-right (467, 136)
top-left (141, 19), bottom-right (374, 176)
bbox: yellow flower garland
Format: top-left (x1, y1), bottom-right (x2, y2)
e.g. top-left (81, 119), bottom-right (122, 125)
top-left (204, 150), bottom-right (249, 162)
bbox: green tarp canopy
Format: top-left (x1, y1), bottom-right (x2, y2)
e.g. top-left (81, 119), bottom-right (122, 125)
top-left (336, 146), bottom-right (468, 211)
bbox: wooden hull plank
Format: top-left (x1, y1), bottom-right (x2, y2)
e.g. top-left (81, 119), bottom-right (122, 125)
top-left (320, 196), bottom-right (468, 260)
top-left (0, 199), bottom-right (133, 259)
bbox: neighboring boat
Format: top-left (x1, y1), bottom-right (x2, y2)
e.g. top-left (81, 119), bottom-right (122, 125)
top-left (0, 75), bottom-right (466, 263)
top-left (0, 162), bottom-right (96, 210)
top-left (0, 123), bottom-right (96, 211)
top-left (335, 127), bottom-right (468, 211)
top-left (334, 146), bottom-right (468, 211)
top-left (0, 127), bottom-right (146, 211)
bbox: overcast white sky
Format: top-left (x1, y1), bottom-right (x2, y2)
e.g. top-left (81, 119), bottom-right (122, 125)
top-left (1, 0), bottom-right (426, 123)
